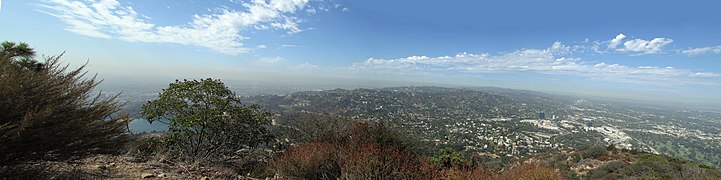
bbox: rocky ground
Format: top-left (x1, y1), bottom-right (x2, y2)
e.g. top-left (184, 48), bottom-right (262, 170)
top-left (0, 154), bottom-right (270, 179)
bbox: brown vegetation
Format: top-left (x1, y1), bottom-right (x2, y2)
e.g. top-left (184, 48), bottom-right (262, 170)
top-left (270, 121), bottom-right (563, 179)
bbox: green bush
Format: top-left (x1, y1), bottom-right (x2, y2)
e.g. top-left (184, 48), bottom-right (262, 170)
top-left (430, 148), bottom-right (468, 168)
top-left (588, 161), bottom-right (625, 179)
top-left (582, 146), bottom-right (609, 159)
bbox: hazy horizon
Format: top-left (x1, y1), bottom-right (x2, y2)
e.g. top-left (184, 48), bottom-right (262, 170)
top-left (2, 0), bottom-right (721, 110)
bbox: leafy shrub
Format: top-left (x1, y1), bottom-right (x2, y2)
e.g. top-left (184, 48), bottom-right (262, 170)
top-left (431, 148), bottom-right (468, 168)
top-left (588, 161), bottom-right (625, 179)
top-left (583, 145), bottom-right (609, 159)
top-left (0, 42), bottom-right (129, 165)
top-left (142, 78), bottom-right (273, 162)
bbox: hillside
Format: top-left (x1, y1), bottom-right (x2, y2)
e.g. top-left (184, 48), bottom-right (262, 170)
top-left (530, 146), bottom-right (721, 179)
top-left (243, 86), bottom-right (721, 168)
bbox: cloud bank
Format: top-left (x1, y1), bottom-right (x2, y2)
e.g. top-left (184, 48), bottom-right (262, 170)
top-left (683, 46), bottom-right (721, 56)
top-left (40, 0), bottom-right (316, 55)
top-left (354, 39), bottom-right (719, 85)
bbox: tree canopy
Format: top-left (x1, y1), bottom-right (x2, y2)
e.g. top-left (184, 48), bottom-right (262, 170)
top-left (142, 78), bottom-right (273, 161)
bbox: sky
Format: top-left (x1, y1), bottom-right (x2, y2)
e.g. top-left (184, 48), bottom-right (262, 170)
top-left (1, 0), bottom-right (721, 109)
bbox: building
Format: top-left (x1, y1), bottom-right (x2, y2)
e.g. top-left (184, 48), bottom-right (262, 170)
top-left (539, 112), bottom-right (545, 120)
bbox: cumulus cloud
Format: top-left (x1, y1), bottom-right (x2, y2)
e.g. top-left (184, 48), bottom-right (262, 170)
top-left (608, 33), bottom-right (626, 49)
top-left (601, 34), bottom-right (674, 54)
top-left (682, 46), bottom-right (721, 56)
top-left (40, 0), bottom-right (317, 55)
top-left (618, 37), bottom-right (673, 54)
top-left (354, 41), bottom-right (717, 84)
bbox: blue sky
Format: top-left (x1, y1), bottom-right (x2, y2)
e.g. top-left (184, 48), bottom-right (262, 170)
top-left (1, 0), bottom-right (721, 108)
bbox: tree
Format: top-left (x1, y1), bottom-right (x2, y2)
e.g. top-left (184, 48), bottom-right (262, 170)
top-left (1, 41), bottom-right (36, 58)
top-left (0, 42), bottom-right (129, 165)
top-left (1, 41), bottom-right (43, 71)
top-left (142, 78), bottom-right (273, 161)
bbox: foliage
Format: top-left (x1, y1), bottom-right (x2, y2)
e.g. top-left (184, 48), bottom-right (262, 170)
top-left (588, 161), bottom-right (625, 179)
top-left (430, 148), bottom-right (468, 168)
top-left (0, 42), bottom-right (129, 165)
top-left (270, 120), bottom-right (565, 179)
top-left (582, 145), bottom-right (608, 159)
top-left (1, 41), bottom-right (43, 71)
top-left (443, 166), bottom-right (495, 180)
top-left (533, 145), bottom-right (721, 179)
top-left (141, 78), bottom-right (273, 162)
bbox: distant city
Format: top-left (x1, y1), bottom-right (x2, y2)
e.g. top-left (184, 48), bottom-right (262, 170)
top-left (111, 85), bottom-right (721, 168)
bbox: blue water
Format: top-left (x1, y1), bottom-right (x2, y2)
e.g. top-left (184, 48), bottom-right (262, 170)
top-left (128, 118), bottom-right (168, 133)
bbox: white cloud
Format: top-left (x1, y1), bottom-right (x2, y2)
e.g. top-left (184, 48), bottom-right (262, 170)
top-left (40, 0), bottom-right (319, 55)
top-left (682, 46), bottom-right (721, 56)
top-left (608, 33), bottom-right (626, 49)
top-left (354, 42), bottom-right (717, 84)
top-left (293, 62), bottom-right (320, 70)
top-left (601, 34), bottom-right (674, 54)
top-left (257, 56), bottom-right (286, 64)
top-left (256, 44), bottom-right (268, 49)
top-left (618, 37), bottom-right (673, 54)
top-left (688, 72), bottom-right (721, 78)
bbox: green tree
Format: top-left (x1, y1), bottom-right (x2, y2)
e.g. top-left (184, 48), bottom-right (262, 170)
top-left (1, 41), bottom-right (43, 71)
top-left (1, 41), bottom-right (36, 58)
top-left (142, 78), bottom-right (273, 161)
top-left (0, 42), bottom-right (129, 165)
top-left (431, 148), bottom-right (467, 168)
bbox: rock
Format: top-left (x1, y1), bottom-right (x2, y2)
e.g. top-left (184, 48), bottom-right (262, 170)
top-left (95, 165), bottom-right (107, 170)
top-left (141, 173), bottom-right (155, 178)
top-left (157, 173), bottom-right (167, 178)
top-left (200, 176), bottom-right (209, 180)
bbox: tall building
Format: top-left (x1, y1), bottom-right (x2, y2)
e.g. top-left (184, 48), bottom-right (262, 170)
top-left (539, 112), bottom-right (545, 120)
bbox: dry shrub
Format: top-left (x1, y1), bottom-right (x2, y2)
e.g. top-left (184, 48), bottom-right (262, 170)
top-left (272, 121), bottom-right (427, 179)
top-left (271, 121), bottom-right (565, 179)
top-left (499, 162), bottom-right (562, 180)
top-left (339, 143), bottom-right (420, 179)
top-left (444, 166), bottom-right (497, 180)
top-left (270, 141), bottom-right (340, 179)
